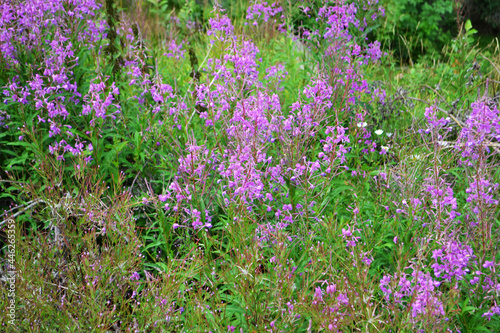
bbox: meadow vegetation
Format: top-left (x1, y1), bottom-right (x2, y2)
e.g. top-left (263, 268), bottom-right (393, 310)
top-left (0, 0), bottom-right (499, 331)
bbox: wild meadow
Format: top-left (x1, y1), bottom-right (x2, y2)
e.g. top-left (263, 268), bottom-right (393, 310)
top-left (0, 0), bottom-right (499, 331)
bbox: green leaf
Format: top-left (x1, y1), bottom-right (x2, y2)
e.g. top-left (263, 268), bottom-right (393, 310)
top-left (0, 149), bottom-right (19, 157)
top-left (143, 240), bottom-right (163, 251)
top-left (225, 304), bottom-right (245, 316)
top-left (464, 20), bottom-right (472, 32)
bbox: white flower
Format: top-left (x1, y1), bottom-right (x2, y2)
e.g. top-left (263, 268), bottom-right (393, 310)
top-left (386, 132), bottom-right (393, 138)
top-left (381, 145), bottom-right (389, 151)
top-left (357, 122), bottom-right (367, 128)
top-left (438, 141), bottom-right (450, 147)
top-left (375, 129), bottom-right (384, 135)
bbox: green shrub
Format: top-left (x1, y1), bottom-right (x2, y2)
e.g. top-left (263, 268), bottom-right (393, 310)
top-left (376, 0), bottom-right (458, 63)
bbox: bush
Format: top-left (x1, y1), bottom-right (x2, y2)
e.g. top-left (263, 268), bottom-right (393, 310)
top-left (376, 0), bottom-right (458, 62)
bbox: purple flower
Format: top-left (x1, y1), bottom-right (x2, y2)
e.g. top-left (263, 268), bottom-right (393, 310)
top-left (313, 286), bottom-right (323, 304)
top-left (130, 272), bottom-right (140, 281)
top-left (483, 261), bottom-right (495, 269)
top-left (326, 284), bottom-right (336, 295)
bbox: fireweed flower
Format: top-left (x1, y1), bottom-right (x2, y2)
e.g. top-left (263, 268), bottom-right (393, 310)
top-left (341, 225), bottom-right (360, 248)
top-left (1, 0), bottom-right (109, 162)
top-left (312, 286), bottom-right (323, 304)
top-left (207, 13), bottom-right (234, 43)
top-left (163, 39), bottom-right (185, 59)
top-left (130, 272), bottom-right (140, 281)
top-left (82, 77), bottom-right (120, 125)
top-left (326, 284), bottom-right (336, 295)
top-left (246, 0), bottom-right (283, 25)
top-left (17, 1), bottom-right (499, 328)
top-left (380, 270), bottom-right (445, 323)
top-left (482, 304), bottom-right (500, 320)
top-left (410, 271), bottom-right (445, 319)
top-left (431, 240), bottom-right (474, 282)
top-left (483, 261), bottom-right (496, 269)
top-left (457, 101), bottom-right (500, 165)
top-left (419, 105), bottom-right (450, 139)
top-left (366, 41), bottom-right (382, 62)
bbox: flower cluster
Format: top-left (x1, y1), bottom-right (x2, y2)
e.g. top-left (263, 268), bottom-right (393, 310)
top-left (246, 1), bottom-right (284, 26)
top-left (164, 39), bottom-right (185, 60)
top-left (457, 101), bottom-right (500, 164)
top-left (431, 240), bottom-right (475, 282)
top-left (380, 270), bottom-right (446, 323)
top-left (1, 0), bottom-right (113, 163)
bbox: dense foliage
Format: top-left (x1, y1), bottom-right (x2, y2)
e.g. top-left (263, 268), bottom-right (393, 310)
top-left (0, 0), bottom-right (499, 332)
top-left (376, 0), bottom-right (457, 61)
